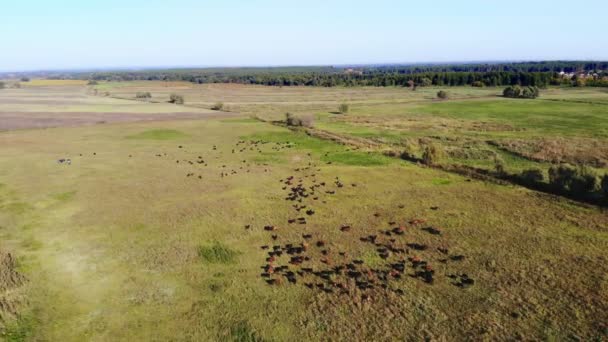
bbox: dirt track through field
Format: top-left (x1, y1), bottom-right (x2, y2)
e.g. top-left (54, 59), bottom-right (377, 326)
top-left (0, 111), bottom-right (242, 131)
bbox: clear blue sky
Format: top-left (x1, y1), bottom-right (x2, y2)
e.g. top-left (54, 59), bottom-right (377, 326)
top-left (1, 0), bottom-right (606, 71)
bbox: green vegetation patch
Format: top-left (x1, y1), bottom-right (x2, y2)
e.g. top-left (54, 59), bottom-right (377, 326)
top-left (246, 131), bottom-right (335, 152)
top-left (246, 130), bottom-right (391, 166)
top-left (198, 241), bottom-right (239, 264)
top-left (321, 151), bottom-right (391, 166)
top-left (1, 314), bottom-right (37, 342)
top-left (52, 191), bottom-right (76, 202)
top-left (126, 129), bottom-right (188, 140)
top-left (221, 117), bottom-right (261, 124)
top-left (229, 321), bottom-right (265, 342)
top-left (432, 178), bottom-right (452, 185)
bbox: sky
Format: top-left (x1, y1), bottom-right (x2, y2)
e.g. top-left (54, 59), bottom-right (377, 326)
top-left (1, 0), bottom-right (607, 72)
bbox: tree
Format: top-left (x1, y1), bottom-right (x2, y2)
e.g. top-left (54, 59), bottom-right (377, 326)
top-left (338, 103), bottom-right (349, 114)
top-left (169, 94), bottom-right (184, 104)
top-left (436, 90), bottom-right (448, 99)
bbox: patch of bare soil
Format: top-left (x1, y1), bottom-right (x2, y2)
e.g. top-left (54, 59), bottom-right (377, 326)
top-left (490, 138), bottom-right (608, 167)
top-left (0, 251), bottom-right (26, 329)
top-left (0, 111), bottom-right (242, 131)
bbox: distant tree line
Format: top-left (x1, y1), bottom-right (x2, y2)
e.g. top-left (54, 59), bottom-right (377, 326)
top-left (19, 61), bottom-right (607, 88)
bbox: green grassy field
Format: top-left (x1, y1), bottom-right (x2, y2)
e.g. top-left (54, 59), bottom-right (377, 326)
top-left (0, 82), bottom-right (607, 341)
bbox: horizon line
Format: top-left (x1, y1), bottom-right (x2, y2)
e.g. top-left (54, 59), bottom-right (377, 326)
top-left (2, 59), bottom-right (607, 74)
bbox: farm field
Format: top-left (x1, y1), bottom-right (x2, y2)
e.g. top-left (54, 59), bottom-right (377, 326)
top-left (0, 82), bottom-right (607, 341)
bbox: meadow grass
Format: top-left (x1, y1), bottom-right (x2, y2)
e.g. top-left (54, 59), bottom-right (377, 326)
top-left (0, 84), bottom-right (606, 341)
top-left (126, 129), bottom-right (189, 140)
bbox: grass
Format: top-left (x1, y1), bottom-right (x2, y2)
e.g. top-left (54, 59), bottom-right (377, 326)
top-left (198, 242), bottom-right (239, 264)
top-left (0, 83), bottom-right (606, 341)
top-left (126, 129), bottom-right (188, 140)
top-left (1, 314), bottom-right (37, 342)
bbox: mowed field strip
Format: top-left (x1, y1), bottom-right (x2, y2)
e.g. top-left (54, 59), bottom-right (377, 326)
top-left (0, 81), bottom-right (607, 341)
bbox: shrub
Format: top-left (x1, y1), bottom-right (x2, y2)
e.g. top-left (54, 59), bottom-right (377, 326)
top-left (471, 81), bottom-right (485, 87)
top-left (548, 164), bottom-right (597, 196)
top-left (136, 92), bottom-right (152, 99)
top-left (211, 102), bottom-right (224, 111)
top-left (20, 77), bottom-right (30, 82)
top-left (299, 114), bottom-right (314, 127)
top-left (400, 142), bottom-right (417, 161)
top-left (493, 155), bottom-right (506, 175)
top-left (569, 167), bottom-right (597, 194)
top-left (436, 90), bottom-right (448, 99)
top-left (0, 81), bottom-right (5, 89)
top-left (602, 174), bottom-right (608, 197)
top-left (548, 164), bottom-right (577, 192)
top-left (87, 80), bottom-right (98, 85)
top-left (285, 113), bottom-right (313, 127)
top-left (422, 143), bottom-right (444, 165)
top-left (169, 93), bottom-right (184, 104)
top-left (520, 168), bottom-right (544, 185)
top-left (338, 103), bottom-right (349, 114)
top-left (419, 77), bottom-right (432, 87)
top-left (503, 85), bottom-right (521, 98)
top-left (504, 85), bottom-right (539, 99)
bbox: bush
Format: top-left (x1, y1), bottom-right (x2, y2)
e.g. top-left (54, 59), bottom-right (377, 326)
top-left (135, 92), bottom-right (151, 99)
top-left (602, 174), bottom-right (608, 197)
top-left (338, 103), bottom-right (349, 114)
top-left (87, 80), bottom-right (98, 85)
top-left (436, 90), bottom-right (448, 99)
top-left (211, 102), bottom-right (224, 111)
top-left (569, 167), bottom-right (597, 194)
top-left (548, 164), bottom-right (597, 196)
top-left (503, 85), bottom-right (539, 99)
top-left (419, 77), bottom-right (432, 87)
top-left (503, 85), bottom-right (521, 98)
top-left (520, 168), bottom-right (544, 185)
top-left (471, 81), bottom-right (485, 87)
top-left (493, 155), bottom-right (506, 175)
top-left (548, 164), bottom-right (577, 192)
top-left (285, 113), bottom-right (314, 127)
top-left (0, 81), bottom-right (5, 89)
top-left (20, 77), bottom-right (30, 82)
top-left (422, 143), bottom-right (444, 165)
top-left (400, 142), bottom-right (417, 161)
top-left (169, 93), bottom-right (184, 104)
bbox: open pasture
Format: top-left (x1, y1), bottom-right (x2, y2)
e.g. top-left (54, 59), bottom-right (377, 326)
top-left (0, 83), bottom-right (607, 341)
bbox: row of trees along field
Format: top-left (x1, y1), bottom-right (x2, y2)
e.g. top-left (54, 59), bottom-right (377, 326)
top-left (31, 61), bottom-right (608, 88)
